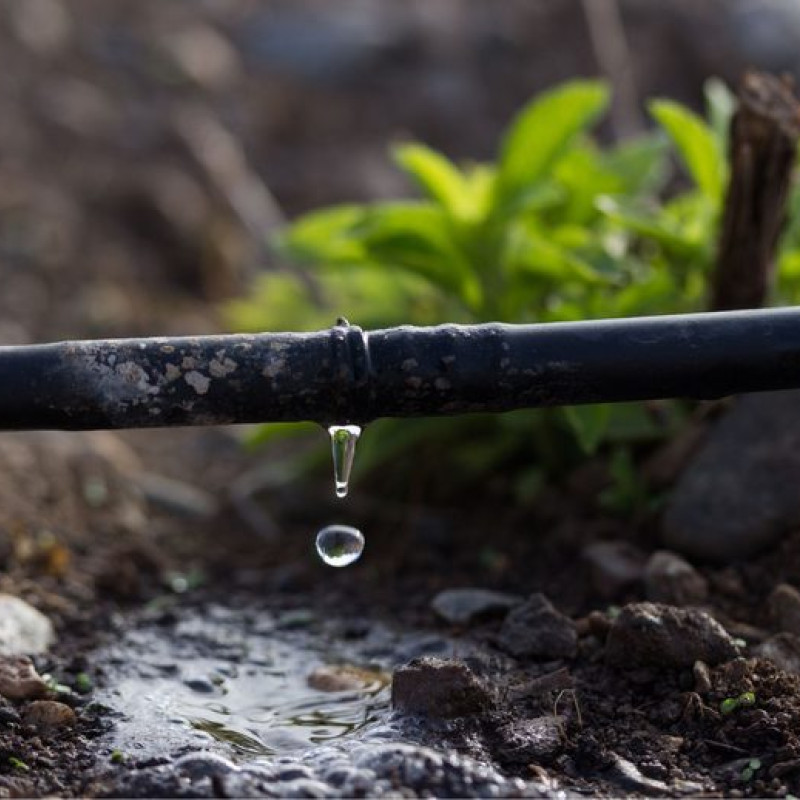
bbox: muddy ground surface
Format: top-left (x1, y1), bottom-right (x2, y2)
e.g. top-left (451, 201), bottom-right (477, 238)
top-left (3, 1), bottom-right (800, 797)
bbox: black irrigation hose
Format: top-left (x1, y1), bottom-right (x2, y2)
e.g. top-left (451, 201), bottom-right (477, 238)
top-left (1, 307), bottom-right (800, 431)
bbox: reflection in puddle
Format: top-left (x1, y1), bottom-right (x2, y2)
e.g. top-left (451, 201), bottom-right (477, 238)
top-left (182, 661), bottom-right (390, 756)
top-left (95, 607), bottom-right (398, 762)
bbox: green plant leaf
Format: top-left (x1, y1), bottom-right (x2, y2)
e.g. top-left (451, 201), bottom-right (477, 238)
top-left (551, 144), bottom-right (624, 224)
top-left (497, 80), bottom-right (610, 205)
top-left (648, 99), bottom-right (727, 205)
top-left (276, 205), bottom-right (366, 265)
top-left (242, 421), bottom-right (318, 450)
top-left (704, 77), bottom-right (736, 152)
top-left (505, 222), bottom-right (604, 286)
top-left (596, 196), bottom-right (702, 258)
top-left (602, 133), bottom-right (669, 197)
top-left (356, 202), bottom-right (481, 308)
top-left (562, 404), bottom-right (611, 454)
top-left (392, 143), bottom-right (471, 217)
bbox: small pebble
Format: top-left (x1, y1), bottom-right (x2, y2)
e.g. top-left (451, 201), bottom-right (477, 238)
top-left (693, 660), bottom-right (713, 694)
top-left (497, 594), bottom-right (577, 660)
top-left (582, 540), bottom-right (646, 598)
top-left (22, 700), bottom-right (76, 731)
top-left (307, 664), bottom-right (386, 693)
top-left (431, 588), bottom-right (522, 626)
top-left (754, 633), bottom-right (800, 674)
top-left (607, 753), bottom-right (671, 795)
top-left (0, 656), bottom-right (49, 701)
top-left (768, 583), bottom-right (800, 635)
top-left (644, 550), bottom-right (708, 606)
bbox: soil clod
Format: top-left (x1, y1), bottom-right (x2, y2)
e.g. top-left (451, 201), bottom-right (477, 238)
top-left (605, 602), bottom-right (739, 669)
top-left (494, 716), bottom-right (565, 765)
top-left (391, 657), bottom-right (495, 718)
top-left (497, 593), bottom-right (577, 660)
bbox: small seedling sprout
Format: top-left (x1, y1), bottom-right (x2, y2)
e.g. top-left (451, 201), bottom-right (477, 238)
top-left (740, 758), bottom-right (762, 782)
top-left (719, 691), bottom-right (756, 715)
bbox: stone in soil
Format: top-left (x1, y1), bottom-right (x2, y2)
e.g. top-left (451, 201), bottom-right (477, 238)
top-left (0, 655), bottom-right (49, 700)
top-left (769, 583), bottom-right (800, 635)
top-left (307, 664), bottom-right (386, 692)
top-left (0, 594), bottom-right (54, 656)
top-left (663, 390), bottom-right (800, 562)
top-left (754, 633), bottom-right (800, 673)
top-left (496, 593), bottom-right (577, 660)
top-left (22, 700), bottom-right (76, 731)
top-left (605, 602), bottom-right (739, 669)
top-left (430, 588), bottom-right (522, 626)
top-left (582, 540), bottom-right (646, 599)
top-left (391, 657), bottom-right (495, 718)
top-left (606, 753), bottom-right (674, 796)
top-left (643, 550), bottom-right (708, 606)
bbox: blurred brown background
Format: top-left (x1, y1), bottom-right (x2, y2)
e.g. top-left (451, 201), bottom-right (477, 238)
top-left (0, 0), bottom-right (796, 341)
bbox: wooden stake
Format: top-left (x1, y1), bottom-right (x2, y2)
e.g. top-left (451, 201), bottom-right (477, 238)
top-left (712, 72), bottom-right (800, 311)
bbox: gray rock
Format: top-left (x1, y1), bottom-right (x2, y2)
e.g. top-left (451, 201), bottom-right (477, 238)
top-left (0, 594), bottom-right (54, 656)
top-left (497, 594), bottom-right (577, 660)
top-left (582, 540), bottom-right (646, 598)
top-left (754, 633), bottom-right (800, 673)
top-left (663, 390), bottom-right (800, 562)
top-left (644, 550), bottom-right (708, 606)
top-left (605, 602), bottom-right (739, 669)
top-left (431, 588), bottom-right (522, 626)
top-left (769, 583), bottom-right (800, 635)
top-left (391, 657), bottom-right (495, 718)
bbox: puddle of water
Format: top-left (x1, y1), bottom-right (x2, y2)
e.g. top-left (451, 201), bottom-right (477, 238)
top-left (95, 607), bottom-right (400, 762)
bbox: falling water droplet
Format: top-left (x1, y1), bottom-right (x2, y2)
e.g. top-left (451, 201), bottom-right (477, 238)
top-left (315, 525), bottom-right (365, 567)
top-left (328, 424), bottom-right (361, 498)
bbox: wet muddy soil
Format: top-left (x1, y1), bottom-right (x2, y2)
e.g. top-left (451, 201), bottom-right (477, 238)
top-left (7, 450), bottom-right (800, 799)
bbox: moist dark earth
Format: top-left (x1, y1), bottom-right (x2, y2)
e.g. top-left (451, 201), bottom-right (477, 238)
top-left (4, 1), bottom-right (800, 797)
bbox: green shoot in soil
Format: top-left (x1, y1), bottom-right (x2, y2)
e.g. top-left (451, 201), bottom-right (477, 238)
top-left (719, 691), bottom-right (756, 714)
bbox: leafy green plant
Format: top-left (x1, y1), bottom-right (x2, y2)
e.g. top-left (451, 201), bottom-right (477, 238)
top-left (226, 77), bottom-right (798, 505)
